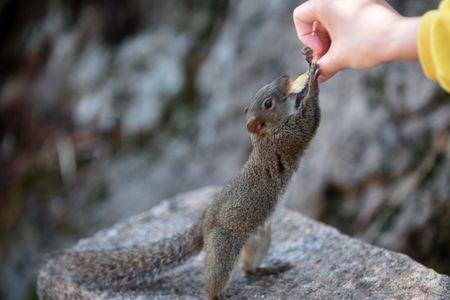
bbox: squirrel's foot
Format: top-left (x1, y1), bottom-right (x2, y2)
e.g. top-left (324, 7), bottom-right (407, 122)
top-left (244, 260), bottom-right (293, 277)
top-left (302, 46), bottom-right (314, 66)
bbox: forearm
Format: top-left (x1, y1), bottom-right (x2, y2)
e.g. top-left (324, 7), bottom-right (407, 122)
top-left (382, 17), bottom-right (420, 63)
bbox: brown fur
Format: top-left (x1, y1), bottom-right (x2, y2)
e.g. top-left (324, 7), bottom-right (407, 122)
top-left (37, 48), bottom-right (320, 300)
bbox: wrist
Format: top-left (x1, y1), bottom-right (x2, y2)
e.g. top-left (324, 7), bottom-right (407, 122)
top-left (382, 16), bottom-right (420, 63)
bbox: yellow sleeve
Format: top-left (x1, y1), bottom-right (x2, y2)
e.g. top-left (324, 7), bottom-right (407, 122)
top-left (418, 0), bottom-right (450, 92)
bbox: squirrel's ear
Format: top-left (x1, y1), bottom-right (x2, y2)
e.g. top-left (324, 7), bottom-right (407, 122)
top-left (272, 75), bottom-right (289, 93)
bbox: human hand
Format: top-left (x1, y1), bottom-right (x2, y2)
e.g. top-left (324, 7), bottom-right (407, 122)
top-left (293, 0), bottom-right (420, 82)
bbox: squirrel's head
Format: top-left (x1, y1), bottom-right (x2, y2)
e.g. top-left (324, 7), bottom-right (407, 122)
top-left (244, 75), bottom-right (293, 137)
top-left (244, 47), bottom-right (316, 138)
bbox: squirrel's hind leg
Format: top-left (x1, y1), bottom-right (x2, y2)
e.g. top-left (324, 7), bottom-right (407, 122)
top-left (203, 228), bottom-right (246, 300)
top-left (243, 223), bottom-right (293, 277)
top-left (242, 222), bottom-right (271, 273)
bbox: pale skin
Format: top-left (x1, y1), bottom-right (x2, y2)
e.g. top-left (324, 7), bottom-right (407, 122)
top-left (293, 0), bottom-right (421, 82)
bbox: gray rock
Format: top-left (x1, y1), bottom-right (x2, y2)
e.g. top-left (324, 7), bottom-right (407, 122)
top-left (38, 187), bottom-right (450, 299)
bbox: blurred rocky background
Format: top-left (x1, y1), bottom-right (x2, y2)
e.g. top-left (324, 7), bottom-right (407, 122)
top-left (0, 0), bottom-right (448, 299)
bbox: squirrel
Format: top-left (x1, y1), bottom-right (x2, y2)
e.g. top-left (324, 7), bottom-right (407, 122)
top-left (37, 47), bottom-right (320, 300)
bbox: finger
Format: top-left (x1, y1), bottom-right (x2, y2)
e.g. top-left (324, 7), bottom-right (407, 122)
top-left (317, 72), bottom-right (336, 83)
top-left (317, 65), bottom-right (337, 83)
top-left (293, 2), bottom-right (330, 61)
top-left (313, 29), bottom-right (331, 58)
top-left (301, 34), bottom-right (324, 58)
top-left (293, 1), bottom-right (317, 38)
top-left (300, 29), bottom-right (330, 62)
top-left (316, 47), bottom-right (341, 81)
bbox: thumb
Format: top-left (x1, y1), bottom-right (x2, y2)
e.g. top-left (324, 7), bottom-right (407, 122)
top-left (316, 47), bottom-right (342, 82)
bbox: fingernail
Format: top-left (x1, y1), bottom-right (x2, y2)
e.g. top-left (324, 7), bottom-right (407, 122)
top-left (318, 75), bottom-right (326, 83)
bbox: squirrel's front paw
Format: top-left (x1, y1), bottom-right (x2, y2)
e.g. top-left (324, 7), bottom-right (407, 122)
top-left (302, 46), bottom-right (314, 66)
top-left (309, 63), bottom-right (320, 83)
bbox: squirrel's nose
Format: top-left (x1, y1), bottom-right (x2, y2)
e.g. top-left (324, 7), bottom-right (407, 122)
top-left (246, 120), bottom-right (265, 133)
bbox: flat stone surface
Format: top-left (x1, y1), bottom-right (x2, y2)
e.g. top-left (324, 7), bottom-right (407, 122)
top-left (38, 186), bottom-right (450, 299)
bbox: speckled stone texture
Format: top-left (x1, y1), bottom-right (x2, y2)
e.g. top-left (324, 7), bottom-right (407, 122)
top-left (38, 186), bottom-right (450, 299)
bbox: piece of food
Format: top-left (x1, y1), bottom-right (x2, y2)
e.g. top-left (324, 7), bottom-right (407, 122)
top-left (288, 73), bottom-right (308, 94)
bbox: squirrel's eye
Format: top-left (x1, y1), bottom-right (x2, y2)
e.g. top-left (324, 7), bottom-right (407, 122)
top-left (263, 98), bottom-right (273, 109)
top-left (244, 106), bottom-right (249, 114)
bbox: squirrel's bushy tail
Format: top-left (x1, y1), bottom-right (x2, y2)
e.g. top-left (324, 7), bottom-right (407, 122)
top-left (38, 220), bottom-right (204, 293)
